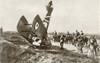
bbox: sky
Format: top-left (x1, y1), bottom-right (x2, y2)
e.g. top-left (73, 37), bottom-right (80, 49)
top-left (0, 0), bottom-right (100, 34)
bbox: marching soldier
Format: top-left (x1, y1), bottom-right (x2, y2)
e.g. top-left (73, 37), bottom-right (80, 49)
top-left (60, 35), bottom-right (65, 49)
top-left (66, 31), bottom-right (71, 44)
top-left (54, 31), bottom-right (57, 36)
top-left (91, 36), bottom-right (98, 55)
top-left (80, 30), bottom-right (84, 35)
top-left (66, 31), bottom-right (70, 39)
top-left (80, 30), bottom-right (84, 38)
top-left (76, 30), bottom-right (80, 37)
top-left (77, 36), bottom-right (84, 53)
top-left (67, 31), bottom-right (70, 36)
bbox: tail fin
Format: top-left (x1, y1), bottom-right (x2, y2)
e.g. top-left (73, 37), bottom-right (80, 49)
top-left (32, 15), bottom-right (46, 39)
top-left (17, 15), bottom-right (31, 38)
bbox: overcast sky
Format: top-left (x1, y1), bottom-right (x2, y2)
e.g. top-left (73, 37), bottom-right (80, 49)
top-left (0, 0), bottom-right (100, 34)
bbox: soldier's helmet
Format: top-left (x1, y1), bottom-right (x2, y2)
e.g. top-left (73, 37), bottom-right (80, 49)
top-left (81, 30), bottom-right (83, 32)
top-left (76, 30), bottom-right (78, 32)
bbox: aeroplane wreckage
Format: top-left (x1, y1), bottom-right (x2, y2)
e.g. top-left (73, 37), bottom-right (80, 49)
top-left (17, 1), bottom-right (53, 48)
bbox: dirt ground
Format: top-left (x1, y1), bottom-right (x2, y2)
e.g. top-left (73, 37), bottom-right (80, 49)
top-left (0, 36), bottom-right (99, 63)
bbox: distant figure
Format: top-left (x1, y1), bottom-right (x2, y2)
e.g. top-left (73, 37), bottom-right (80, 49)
top-left (66, 31), bottom-right (71, 44)
top-left (76, 30), bottom-right (80, 37)
top-left (72, 33), bottom-right (75, 37)
top-left (60, 35), bottom-right (65, 49)
top-left (72, 32), bottom-right (76, 45)
top-left (77, 36), bottom-right (84, 53)
top-left (67, 31), bottom-right (70, 36)
top-left (83, 35), bottom-right (88, 45)
top-left (66, 31), bottom-right (70, 39)
top-left (80, 30), bottom-right (84, 36)
top-left (0, 27), bottom-right (3, 37)
top-left (54, 31), bottom-right (57, 36)
top-left (81, 30), bottom-right (84, 35)
top-left (53, 31), bottom-right (58, 42)
top-left (90, 36), bottom-right (98, 55)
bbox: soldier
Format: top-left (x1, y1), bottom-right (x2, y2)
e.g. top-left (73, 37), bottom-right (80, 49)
top-left (66, 31), bottom-right (70, 39)
top-left (0, 27), bottom-right (3, 37)
top-left (76, 30), bottom-right (80, 37)
top-left (60, 35), bottom-right (65, 49)
top-left (53, 31), bottom-right (57, 41)
top-left (54, 31), bottom-right (57, 36)
top-left (77, 36), bottom-right (83, 53)
top-left (72, 32), bottom-right (75, 37)
top-left (66, 31), bottom-right (71, 44)
top-left (80, 30), bottom-right (84, 38)
top-left (80, 30), bottom-right (84, 35)
top-left (67, 31), bottom-right (70, 36)
top-left (72, 32), bottom-right (76, 45)
top-left (91, 36), bottom-right (98, 55)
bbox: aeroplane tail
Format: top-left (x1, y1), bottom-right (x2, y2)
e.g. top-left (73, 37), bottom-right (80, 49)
top-left (43, 1), bottom-right (53, 29)
top-left (17, 15), bottom-right (31, 38)
top-left (32, 15), bottom-right (47, 40)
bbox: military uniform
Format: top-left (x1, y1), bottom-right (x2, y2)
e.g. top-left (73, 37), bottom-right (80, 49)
top-left (76, 32), bottom-right (80, 37)
top-left (91, 37), bottom-right (98, 47)
top-left (60, 35), bottom-right (64, 49)
top-left (91, 37), bottom-right (98, 55)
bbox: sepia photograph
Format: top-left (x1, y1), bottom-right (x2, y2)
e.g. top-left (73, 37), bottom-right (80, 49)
top-left (0, 0), bottom-right (100, 63)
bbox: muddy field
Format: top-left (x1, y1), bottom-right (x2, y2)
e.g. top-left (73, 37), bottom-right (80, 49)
top-left (0, 32), bottom-right (99, 63)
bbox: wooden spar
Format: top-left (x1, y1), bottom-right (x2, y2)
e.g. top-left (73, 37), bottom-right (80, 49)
top-left (24, 24), bottom-right (32, 25)
top-left (21, 31), bottom-right (31, 32)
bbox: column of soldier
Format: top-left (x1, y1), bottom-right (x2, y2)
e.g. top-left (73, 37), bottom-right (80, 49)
top-left (54, 30), bottom-right (98, 53)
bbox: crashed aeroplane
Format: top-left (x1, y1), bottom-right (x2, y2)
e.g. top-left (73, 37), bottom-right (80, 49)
top-left (17, 1), bottom-right (53, 48)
